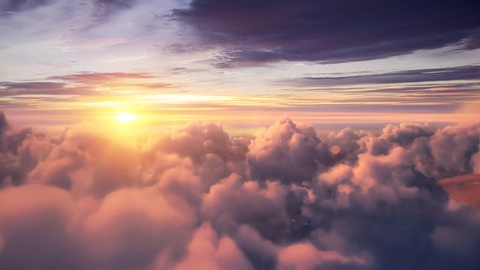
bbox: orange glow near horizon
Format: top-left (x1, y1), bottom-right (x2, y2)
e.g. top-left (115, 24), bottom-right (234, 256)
top-left (1, 79), bottom-right (478, 132)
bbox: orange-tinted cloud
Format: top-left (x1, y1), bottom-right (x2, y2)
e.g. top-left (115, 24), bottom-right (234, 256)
top-left (440, 174), bottom-right (480, 207)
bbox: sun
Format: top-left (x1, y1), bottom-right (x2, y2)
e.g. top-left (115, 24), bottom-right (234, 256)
top-left (115, 111), bottom-right (136, 124)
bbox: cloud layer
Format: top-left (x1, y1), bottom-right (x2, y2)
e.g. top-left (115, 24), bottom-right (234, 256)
top-left (174, 0), bottom-right (480, 66)
top-left (0, 111), bottom-right (479, 269)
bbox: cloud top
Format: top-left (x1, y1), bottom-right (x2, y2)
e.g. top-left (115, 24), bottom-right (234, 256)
top-left (0, 110), bottom-right (479, 269)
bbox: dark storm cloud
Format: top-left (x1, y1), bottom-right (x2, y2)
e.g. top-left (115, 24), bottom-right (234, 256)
top-left (0, 111), bottom-right (479, 269)
top-left (174, 0), bottom-right (480, 66)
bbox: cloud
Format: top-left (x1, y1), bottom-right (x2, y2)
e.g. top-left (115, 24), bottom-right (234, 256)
top-left (0, 110), bottom-right (479, 269)
top-left (429, 123), bottom-right (480, 173)
top-left (174, 222), bottom-right (252, 270)
top-left (0, 111), bottom-right (9, 137)
top-left (0, 0), bottom-right (54, 13)
top-left (0, 72), bottom-right (174, 111)
top-left (292, 66), bottom-right (480, 86)
top-left (0, 81), bottom-right (85, 102)
top-left (50, 72), bottom-right (156, 84)
top-left (440, 174), bottom-right (480, 207)
top-left (94, 0), bottom-right (136, 11)
top-left (0, 184), bottom-right (79, 269)
top-left (278, 241), bottom-right (366, 270)
top-left (174, 0), bottom-right (480, 66)
top-left (247, 117), bottom-right (329, 184)
top-left (82, 187), bottom-right (196, 269)
top-left (0, 0), bottom-right (139, 17)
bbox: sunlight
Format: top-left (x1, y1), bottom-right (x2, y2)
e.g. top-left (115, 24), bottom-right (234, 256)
top-left (115, 111), bottom-right (136, 124)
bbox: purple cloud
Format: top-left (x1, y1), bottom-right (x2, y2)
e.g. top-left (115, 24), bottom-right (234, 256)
top-left (174, 0), bottom-right (480, 66)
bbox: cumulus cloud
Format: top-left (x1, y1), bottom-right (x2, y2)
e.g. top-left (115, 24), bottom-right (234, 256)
top-left (247, 118), bottom-right (329, 184)
top-left (0, 110), bottom-right (479, 269)
top-left (174, 222), bottom-right (252, 270)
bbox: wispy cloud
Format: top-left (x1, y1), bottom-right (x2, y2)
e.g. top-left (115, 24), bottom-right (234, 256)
top-left (294, 66), bottom-right (480, 86)
top-left (50, 72), bottom-right (157, 84)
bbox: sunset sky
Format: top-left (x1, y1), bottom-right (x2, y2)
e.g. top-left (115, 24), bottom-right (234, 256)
top-left (1, 0), bottom-right (479, 130)
top-left (1, 1), bottom-right (480, 270)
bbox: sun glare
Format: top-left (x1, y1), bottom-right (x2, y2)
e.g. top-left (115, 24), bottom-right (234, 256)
top-left (115, 112), bottom-right (136, 124)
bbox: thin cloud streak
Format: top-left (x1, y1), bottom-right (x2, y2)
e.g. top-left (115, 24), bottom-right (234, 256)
top-left (293, 66), bottom-right (480, 86)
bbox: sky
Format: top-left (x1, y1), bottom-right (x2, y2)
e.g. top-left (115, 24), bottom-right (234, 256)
top-left (1, 1), bottom-right (480, 270)
top-left (0, 0), bottom-right (479, 130)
